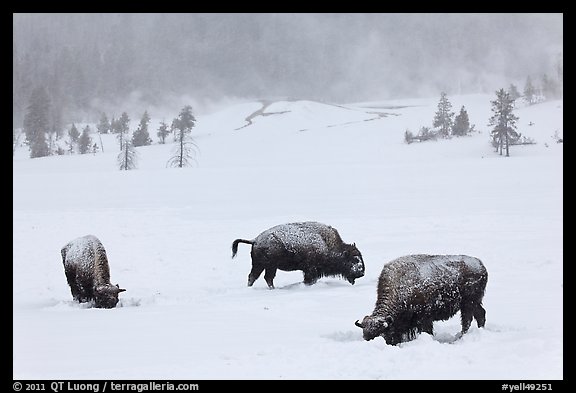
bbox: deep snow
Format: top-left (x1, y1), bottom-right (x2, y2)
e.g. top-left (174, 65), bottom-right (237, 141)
top-left (13, 94), bottom-right (563, 379)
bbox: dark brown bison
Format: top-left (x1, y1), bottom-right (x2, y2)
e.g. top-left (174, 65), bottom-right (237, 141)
top-left (61, 235), bottom-right (126, 308)
top-left (355, 254), bottom-right (487, 345)
top-left (232, 221), bottom-right (365, 289)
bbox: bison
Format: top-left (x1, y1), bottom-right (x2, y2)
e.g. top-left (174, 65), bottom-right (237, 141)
top-left (61, 235), bottom-right (126, 308)
top-left (232, 221), bottom-right (365, 289)
top-left (355, 254), bottom-right (487, 345)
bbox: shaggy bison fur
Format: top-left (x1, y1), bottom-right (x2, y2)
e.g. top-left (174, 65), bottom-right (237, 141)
top-left (61, 235), bottom-right (126, 308)
top-left (232, 221), bottom-right (365, 288)
top-left (355, 254), bottom-right (487, 345)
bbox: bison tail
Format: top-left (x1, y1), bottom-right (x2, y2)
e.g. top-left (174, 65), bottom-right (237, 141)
top-left (61, 245), bottom-right (69, 264)
top-left (232, 239), bottom-right (254, 258)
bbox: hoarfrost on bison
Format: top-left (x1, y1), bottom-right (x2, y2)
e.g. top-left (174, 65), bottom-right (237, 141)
top-left (356, 254), bottom-right (487, 345)
top-left (61, 235), bottom-right (126, 308)
top-left (232, 221), bottom-right (365, 288)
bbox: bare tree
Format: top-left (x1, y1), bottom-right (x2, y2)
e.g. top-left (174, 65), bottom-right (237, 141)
top-left (117, 140), bottom-right (138, 170)
top-left (157, 121), bottom-right (170, 144)
top-left (167, 105), bottom-right (198, 168)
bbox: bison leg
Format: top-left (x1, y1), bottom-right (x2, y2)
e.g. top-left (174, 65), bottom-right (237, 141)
top-left (264, 267), bottom-right (277, 289)
top-left (460, 305), bottom-right (474, 334)
top-left (303, 269), bottom-right (319, 285)
top-left (65, 268), bottom-right (83, 302)
top-left (421, 320), bottom-right (434, 335)
top-left (473, 304), bottom-right (486, 328)
top-left (247, 264), bottom-right (265, 287)
top-left (384, 332), bottom-right (402, 346)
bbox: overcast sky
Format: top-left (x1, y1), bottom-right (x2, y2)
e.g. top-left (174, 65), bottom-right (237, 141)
top-left (13, 13), bottom-right (563, 118)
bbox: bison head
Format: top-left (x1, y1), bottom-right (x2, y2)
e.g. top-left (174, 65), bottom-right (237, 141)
top-left (94, 283), bottom-right (126, 308)
top-left (355, 314), bottom-right (393, 341)
top-left (342, 243), bottom-right (365, 284)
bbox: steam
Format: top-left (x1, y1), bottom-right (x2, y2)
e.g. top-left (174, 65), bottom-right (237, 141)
top-left (13, 13), bottom-right (562, 120)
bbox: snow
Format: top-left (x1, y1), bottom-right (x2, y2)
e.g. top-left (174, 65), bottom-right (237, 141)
top-left (61, 235), bottom-right (99, 269)
top-left (13, 94), bottom-right (563, 380)
top-left (254, 222), bottom-right (333, 254)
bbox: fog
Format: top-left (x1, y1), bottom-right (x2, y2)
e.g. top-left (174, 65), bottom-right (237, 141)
top-left (13, 13), bottom-right (562, 122)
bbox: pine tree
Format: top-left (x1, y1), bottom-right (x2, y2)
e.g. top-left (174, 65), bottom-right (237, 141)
top-left (523, 76), bottom-right (536, 105)
top-left (78, 125), bottom-right (93, 154)
top-left (168, 105), bottom-right (198, 168)
top-left (157, 121), bottom-right (170, 144)
top-left (488, 89), bottom-right (520, 157)
top-left (97, 112), bottom-right (111, 134)
top-left (132, 110), bottom-right (152, 147)
top-left (68, 123), bottom-right (80, 144)
top-left (67, 123), bottom-right (80, 153)
top-left (116, 112), bottom-right (130, 151)
top-left (13, 128), bottom-right (23, 157)
top-left (110, 116), bottom-right (117, 133)
top-left (555, 52), bottom-right (563, 98)
top-left (118, 140), bottom-right (138, 170)
top-left (23, 86), bottom-right (51, 158)
top-left (433, 92), bottom-right (454, 138)
top-left (404, 129), bottom-right (414, 144)
top-left (452, 106), bottom-right (471, 136)
top-left (508, 84), bottom-right (521, 101)
top-left (541, 73), bottom-right (558, 100)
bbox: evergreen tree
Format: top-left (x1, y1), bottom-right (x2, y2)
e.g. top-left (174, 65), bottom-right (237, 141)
top-left (110, 116), bottom-right (118, 133)
top-left (404, 129), bottom-right (414, 144)
top-left (23, 86), bottom-right (51, 158)
top-left (116, 112), bottom-right (130, 151)
top-left (132, 110), bottom-right (152, 147)
top-left (68, 123), bottom-right (80, 144)
top-left (168, 105), bottom-right (198, 168)
top-left (13, 128), bottom-right (23, 157)
top-left (452, 106), bottom-right (471, 136)
top-left (488, 89), bottom-right (520, 157)
top-left (541, 73), bottom-right (558, 100)
top-left (118, 140), bottom-right (138, 170)
top-left (555, 52), bottom-right (563, 98)
top-left (97, 112), bottom-right (111, 134)
top-left (508, 84), bottom-right (521, 101)
top-left (78, 125), bottom-right (93, 154)
top-left (157, 121), bottom-right (170, 144)
top-left (523, 76), bottom-right (536, 105)
top-left (433, 92), bottom-right (454, 138)
top-left (67, 123), bottom-right (80, 153)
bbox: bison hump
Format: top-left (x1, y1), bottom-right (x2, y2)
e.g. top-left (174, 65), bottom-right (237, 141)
top-left (256, 223), bottom-right (329, 254)
top-left (62, 235), bottom-right (103, 269)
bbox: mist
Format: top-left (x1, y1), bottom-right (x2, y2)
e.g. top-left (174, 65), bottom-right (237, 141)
top-left (13, 13), bottom-right (563, 123)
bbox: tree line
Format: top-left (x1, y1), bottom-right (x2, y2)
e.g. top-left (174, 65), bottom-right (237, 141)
top-left (404, 89), bottom-right (523, 157)
top-left (18, 89), bottom-right (198, 170)
top-left (404, 92), bottom-right (477, 144)
top-left (13, 14), bottom-right (562, 131)
top-left (405, 69), bottom-right (562, 156)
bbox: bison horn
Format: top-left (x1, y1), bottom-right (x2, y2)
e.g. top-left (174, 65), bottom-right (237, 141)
top-left (355, 320), bottom-right (364, 328)
top-left (118, 288), bottom-right (127, 293)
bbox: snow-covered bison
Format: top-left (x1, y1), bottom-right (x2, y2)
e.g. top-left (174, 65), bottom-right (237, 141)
top-left (61, 235), bottom-right (126, 308)
top-left (232, 221), bottom-right (365, 288)
top-left (355, 254), bottom-right (487, 345)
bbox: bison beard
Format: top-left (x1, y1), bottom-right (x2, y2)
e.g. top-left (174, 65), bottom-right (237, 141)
top-left (61, 235), bottom-right (126, 308)
top-left (356, 254), bottom-right (487, 345)
top-left (231, 222), bottom-right (365, 289)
